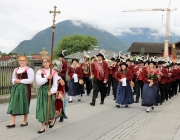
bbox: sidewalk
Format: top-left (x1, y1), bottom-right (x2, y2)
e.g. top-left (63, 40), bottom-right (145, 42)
top-left (129, 94), bottom-right (180, 140)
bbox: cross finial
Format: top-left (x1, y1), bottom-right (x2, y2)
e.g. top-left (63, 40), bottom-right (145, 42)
top-left (40, 47), bottom-right (48, 57)
top-left (49, 6), bottom-right (61, 26)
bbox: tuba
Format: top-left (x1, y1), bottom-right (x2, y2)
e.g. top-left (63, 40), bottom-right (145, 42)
top-left (83, 53), bottom-right (90, 74)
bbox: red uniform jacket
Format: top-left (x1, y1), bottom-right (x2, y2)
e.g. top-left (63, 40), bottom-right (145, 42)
top-left (142, 69), bottom-right (158, 84)
top-left (134, 66), bottom-right (144, 81)
top-left (115, 69), bottom-right (133, 82)
top-left (171, 69), bottom-right (178, 81)
top-left (159, 67), bottom-right (168, 84)
top-left (80, 62), bottom-right (91, 77)
top-left (91, 61), bottom-right (109, 81)
top-left (112, 64), bottom-right (119, 78)
top-left (59, 61), bottom-right (67, 77)
top-left (68, 66), bottom-right (83, 81)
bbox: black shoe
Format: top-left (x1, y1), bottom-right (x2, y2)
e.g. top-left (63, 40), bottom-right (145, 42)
top-left (160, 103), bottom-right (162, 105)
top-left (135, 101), bottom-right (139, 103)
top-left (100, 102), bottom-right (104, 105)
top-left (38, 129), bottom-right (45, 134)
top-left (90, 102), bottom-right (95, 106)
top-left (49, 119), bottom-right (56, 128)
top-left (87, 93), bottom-right (90, 96)
top-left (6, 124), bottom-right (15, 128)
top-left (78, 99), bottom-right (81, 101)
top-left (20, 122), bottom-right (28, 127)
top-left (116, 105), bottom-right (120, 108)
top-left (68, 100), bottom-right (73, 103)
top-left (146, 111), bottom-right (149, 113)
top-left (151, 107), bottom-right (154, 110)
top-left (125, 105), bottom-right (128, 107)
top-left (59, 116), bottom-right (64, 122)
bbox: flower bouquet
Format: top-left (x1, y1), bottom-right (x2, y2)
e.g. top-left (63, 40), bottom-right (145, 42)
top-left (148, 70), bottom-right (158, 87)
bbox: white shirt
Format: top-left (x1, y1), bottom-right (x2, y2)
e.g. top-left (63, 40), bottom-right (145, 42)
top-left (12, 67), bottom-right (34, 84)
top-left (36, 69), bottom-right (58, 94)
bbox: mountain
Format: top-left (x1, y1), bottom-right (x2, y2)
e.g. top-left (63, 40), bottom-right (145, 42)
top-left (11, 20), bottom-right (128, 55)
top-left (116, 28), bottom-right (180, 46)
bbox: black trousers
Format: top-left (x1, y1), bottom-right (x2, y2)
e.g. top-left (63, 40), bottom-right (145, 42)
top-left (178, 79), bottom-right (180, 92)
top-left (135, 80), bottom-right (144, 101)
top-left (62, 76), bottom-right (68, 92)
top-left (159, 83), bottom-right (165, 103)
top-left (92, 80), bottom-right (106, 104)
top-left (112, 78), bottom-right (117, 99)
top-left (165, 83), bottom-right (170, 100)
top-left (172, 81), bottom-right (177, 96)
top-left (169, 82), bottom-right (173, 98)
top-left (107, 74), bottom-right (113, 95)
top-left (83, 77), bottom-right (92, 94)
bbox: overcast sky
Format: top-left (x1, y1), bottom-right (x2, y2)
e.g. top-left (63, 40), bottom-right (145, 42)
top-left (0, 0), bottom-right (179, 53)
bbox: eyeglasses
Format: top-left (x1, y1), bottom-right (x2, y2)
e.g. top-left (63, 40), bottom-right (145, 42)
top-left (19, 60), bottom-right (26, 62)
top-left (43, 61), bottom-right (49, 63)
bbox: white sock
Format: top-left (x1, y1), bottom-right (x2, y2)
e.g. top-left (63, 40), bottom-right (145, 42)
top-left (146, 107), bottom-right (150, 111)
top-left (69, 96), bottom-right (72, 101)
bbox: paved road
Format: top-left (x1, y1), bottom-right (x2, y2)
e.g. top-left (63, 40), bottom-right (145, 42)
top-left (0, 92), bottom-right (145, 140)
top-left (0, 92), bottom-right (179, 140)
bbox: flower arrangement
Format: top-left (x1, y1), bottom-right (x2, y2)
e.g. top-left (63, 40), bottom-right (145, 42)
top-left (147, 70), bottom-right (159, 87)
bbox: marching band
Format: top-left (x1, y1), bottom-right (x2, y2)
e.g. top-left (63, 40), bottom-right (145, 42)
top-left (5, 51), bottom-right (180, 133)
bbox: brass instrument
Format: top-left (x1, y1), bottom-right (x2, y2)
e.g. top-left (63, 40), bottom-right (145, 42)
top-left (83, 53), bottom-right (90, 74)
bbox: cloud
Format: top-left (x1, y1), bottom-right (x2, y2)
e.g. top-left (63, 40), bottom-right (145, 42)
top-left (0, 0), bottom-right (180, 53)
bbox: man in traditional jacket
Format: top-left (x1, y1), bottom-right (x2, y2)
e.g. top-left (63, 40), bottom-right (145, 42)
top-left (58, 53), bottom-right (68, 92)
top-left (90, 53), bottom-right (109, 106)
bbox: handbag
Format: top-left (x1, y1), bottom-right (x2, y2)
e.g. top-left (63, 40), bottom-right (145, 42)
top-left (79, 79), bottom-right (84, 85)
top-left (130, 80), bottom-right (135, 88)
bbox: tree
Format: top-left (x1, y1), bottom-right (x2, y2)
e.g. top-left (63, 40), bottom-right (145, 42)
top-left (54, 34), bottom-right (98, 58)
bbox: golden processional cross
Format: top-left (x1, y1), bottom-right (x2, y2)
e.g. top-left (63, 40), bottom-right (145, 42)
top-left (40, 47), bottom-right (48, 57)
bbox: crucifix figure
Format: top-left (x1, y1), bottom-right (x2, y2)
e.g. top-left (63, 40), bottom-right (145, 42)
top-left (49, 6), bottom-right (61, 27)
top-left (40, 47), bottom-right (48, 57)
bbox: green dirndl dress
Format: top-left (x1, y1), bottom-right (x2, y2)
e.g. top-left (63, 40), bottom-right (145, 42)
top-left (36, 85), bottom-right (55, 123)
top-left (7, 83), bottom-right (29, 115)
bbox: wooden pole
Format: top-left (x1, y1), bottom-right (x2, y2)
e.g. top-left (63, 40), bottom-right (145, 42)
top-left (46, 6), bottom-right (60, 128)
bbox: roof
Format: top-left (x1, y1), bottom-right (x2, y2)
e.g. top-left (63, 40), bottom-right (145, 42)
top-left (0, 56), bottom-right (15, 61)
top-left (127, 42), bottom-right (171, 53)
top-left (64, 50), bottom-right (116, 59)
top-left (31, 55), bottom-right (42, 59)
top-left (175, 41), bottom-right (180, 45)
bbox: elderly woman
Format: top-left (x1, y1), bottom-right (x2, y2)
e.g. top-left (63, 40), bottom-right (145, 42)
top-left (7, 55), bottom-right (34, 128)
top-left (35, 56), bottom-right (59, 134)
top-left (115, 62), bottom-right (134, 108)
top-left (68, 58), bottom-right (84, 103)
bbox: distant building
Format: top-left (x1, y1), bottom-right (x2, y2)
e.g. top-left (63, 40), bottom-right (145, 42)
top-left (0, 56), bottom-right (16, 66)
top-left (175, 41), bottom-right (180, 60)
top-left (127, 42), bottom-right (172, 57)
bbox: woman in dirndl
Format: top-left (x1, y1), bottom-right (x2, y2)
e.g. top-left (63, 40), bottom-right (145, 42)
top-left (68, 58), bottom-right (84, 103)
top-left (35, 56), bottom-right (59, 134)
top-left (142, 61), bottom-right (159, 112)
top-left (6, 55), bottom-right (34, 128)
top-left (53, 64), bottom-right (68, 122)
top-left (115, 62), bottom-right (134, 108)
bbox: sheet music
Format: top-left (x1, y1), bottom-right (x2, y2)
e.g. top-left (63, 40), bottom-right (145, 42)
top-left (73, 74), bottom-right (78, 83)
top-left (122, 78), bottom-right (126, 86)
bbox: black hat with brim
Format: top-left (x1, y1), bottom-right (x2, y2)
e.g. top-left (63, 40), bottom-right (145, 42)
top-left (126, 59), bottom-right (130, 62)
top-left (72, 58), bottom-right (79, 63)
top-left (135, 61), bottom-right (139, 65)
top-left (158, 61), bottom-right (164, 64)
top-left (139, 60), bottom-right (144, 64)
top-left (58, 53), bottom-right (64, 57)
top-left (96, 53), bottom-right (104, 58)
top-left (110, 57), bottom-right (116, 61)
top-left (120, 62), bottom-right (128, 67)
top-left (116, 58), bottom-right (120, 62)
top-left (148, 61), bottom-right (156, 65)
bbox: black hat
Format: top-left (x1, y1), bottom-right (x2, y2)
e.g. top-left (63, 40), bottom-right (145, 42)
top-left (158, 61), bottom-right (164, 64)
top-left (139, 60), bottom-right (144, 64)
top-left (91, 56), bottom-right (95, 60)
top-left (96, 53), bottom-right (104, 58)
top-left (135, 61), bottom-right (139, 65)
top-left (110, 57), bottom-right (116, 61)
top-left (120, 62), bottom-right (128, 67)
top-left (126, 59), bottom-right (130, 62)
top-left (72, 58), bottom-right (79, 63)
top-left (58, 53), bottom-right (64, 57)
top-left (116, 58), bottom-right (120, 62)
top-left (148, 61), bottom-right (156, 65)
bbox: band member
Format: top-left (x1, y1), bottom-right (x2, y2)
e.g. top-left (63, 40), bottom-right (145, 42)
top-left (142, 61), bottom-right (159, 112)
top-left (35, 56), bottom-right (58, 133)
top-left (90, 53), bottom-right (109, 106)
top-left (6, 55), bottom-right (34, 128)
top-left (171, 63), bottom-right (178, 96)
top-left (80, 54), bottom-right (92, 96)
top-left (106, 57), bottom-right (116, 96)
top-left (165, 65), bottom-right (171, 100)
top-left (157, 61), bottom-right (168, 104)
top-left (53, 64), bottom-right (68, 122)
top-left (112, 58), bottom-right (120, 100)
top-left (134, 60), bottom-right (144, 103)
top-left (115, 62), bottom-right (134, 108)
top-left (58, 53), bottom-right (68, 92)
top-left (68, 58), bottom-right (84, 102)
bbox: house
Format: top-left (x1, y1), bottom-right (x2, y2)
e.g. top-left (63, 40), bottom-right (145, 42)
top-left (175, 41), bottom-right (180, 60)
top-left (0, 56), bottom-right (16, 66)
top-left (127, 42), bottom-right (172, 57)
